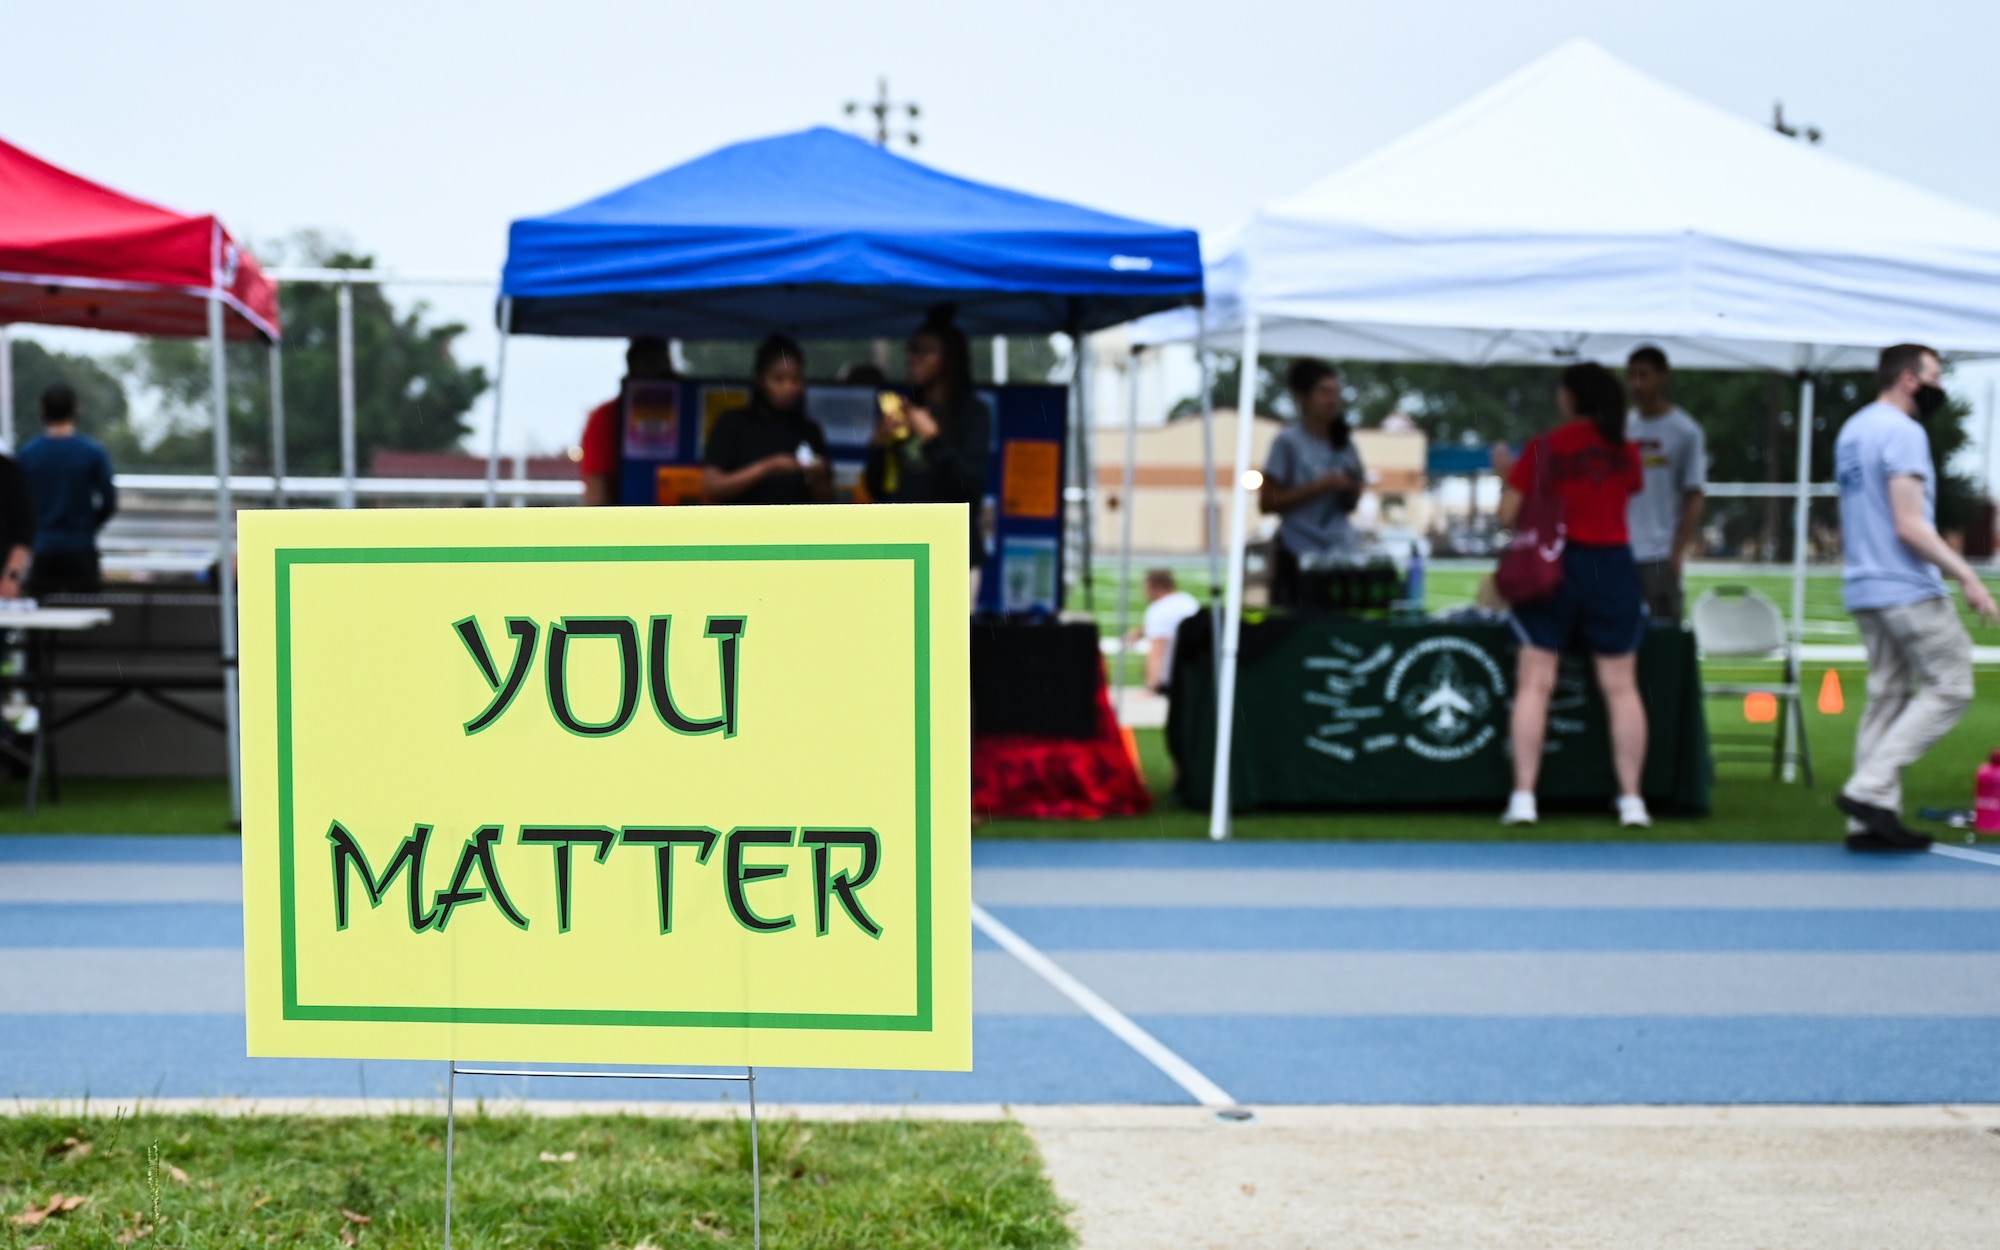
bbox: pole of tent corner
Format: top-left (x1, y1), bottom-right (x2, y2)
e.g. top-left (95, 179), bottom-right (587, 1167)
top-left (208, 293), bottom-right (243, 827)
top-left (1209, 312), bottom-right (1260, 841)
top-left (1195, 307), bottom-right (1222, 672)
top-left (0, 323), bottom-right (13, 452)
top-left (1783, 364), bottom-right (1815, 784)
top-left (269, 340), bottom-right (287, 509)
top-left (336, 280), bottom-right (357, 508)
top-left (484, 297), bottom-right (513, 508)
top-left (1112, 346), bottom-right (1142, 716)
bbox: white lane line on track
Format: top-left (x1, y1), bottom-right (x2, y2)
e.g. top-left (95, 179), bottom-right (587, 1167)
top-left (1930, 844), bottom-right (2000, 868)
top-left (970, 902), bottom-right (1237, 1109)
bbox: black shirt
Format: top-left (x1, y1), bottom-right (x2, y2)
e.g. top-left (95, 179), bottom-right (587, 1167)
top-left (863, 391), bottom-right (992, 565)
top-left (0, 455), bottom-right (34, 559)
top-left (702, 400), bottom-right (831, 506)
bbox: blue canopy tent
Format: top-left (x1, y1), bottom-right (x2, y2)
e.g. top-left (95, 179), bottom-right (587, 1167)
top-left (497, 126), bottom-right (1202, 342)
top-left (488, 125), bottom-right (1205, 632)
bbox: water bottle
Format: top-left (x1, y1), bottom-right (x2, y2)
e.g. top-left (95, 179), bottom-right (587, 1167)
top-left (1406, 542), bottom-right (1426, 608)
top-left (1977, 751), bottom-right (2000, 835)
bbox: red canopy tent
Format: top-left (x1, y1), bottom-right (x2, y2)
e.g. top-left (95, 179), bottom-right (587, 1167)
top-left (0, 134), bottom-right (276, 824)
top-left (0, 135), bottom-right (277, 341)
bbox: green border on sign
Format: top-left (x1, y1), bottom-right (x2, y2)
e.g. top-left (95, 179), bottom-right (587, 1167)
top-left (275, 543), bottom-right (934, 1032)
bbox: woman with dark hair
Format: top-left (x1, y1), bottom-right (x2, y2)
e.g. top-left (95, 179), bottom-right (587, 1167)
top-left (703, 333), bottom-right (833, 505)
top-left (865, 311), bottom-right (993, 572)
top-left (1258, 357), bottom-right (1364, 606)
top-left (1496, 361), bottom-right (1650, 828)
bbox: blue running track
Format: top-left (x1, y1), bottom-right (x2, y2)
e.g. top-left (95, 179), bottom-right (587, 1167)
top-left (4, 836), bottom-right (1997, 1105)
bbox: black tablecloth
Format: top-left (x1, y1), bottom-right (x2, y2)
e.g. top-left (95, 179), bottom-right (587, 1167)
top-left (1167, 614), bottom-right (1711, 813)
top-left (971, 621), bottom-right (1102, 740)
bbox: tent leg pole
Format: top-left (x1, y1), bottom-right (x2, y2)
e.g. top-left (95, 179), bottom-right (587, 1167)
top-left (269, 340), bottom-right (287, 509)
top-left (1195, 308), bottom-right (1222, 668)
top-left (1209, 314), bottom-right (1260, 842)
top-left (209, 294), bottom-right (242, 828)
top-left (1113, 347), bottom-right (1142, 716)
top-left (337, 280), bottom-right (356, 508)
top-left (1784, 367), bottom-right (1815, 785)
top-left (0, 323), bottom-right (13, 452)
top-left (991, 335), bottom-right (1008, 385)
top-left (1076, 335), bottom-right (1095, 609)
top-left (484, 297), bottom-right (513, 509)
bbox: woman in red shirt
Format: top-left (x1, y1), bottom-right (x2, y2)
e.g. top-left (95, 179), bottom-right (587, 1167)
top-left (1496, 362), bottom-right (1650, 829)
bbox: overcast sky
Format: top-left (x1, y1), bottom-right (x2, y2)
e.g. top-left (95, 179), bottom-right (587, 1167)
top-left (7, 0), bottom-right (2000, 482)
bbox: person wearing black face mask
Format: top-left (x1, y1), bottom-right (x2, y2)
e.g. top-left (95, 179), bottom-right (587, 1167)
top-left (1831, 342), bottom-right (1999, 852)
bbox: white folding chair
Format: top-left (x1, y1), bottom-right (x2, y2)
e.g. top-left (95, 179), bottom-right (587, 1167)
top-left (1689, 585), bottom-right (1812, 784)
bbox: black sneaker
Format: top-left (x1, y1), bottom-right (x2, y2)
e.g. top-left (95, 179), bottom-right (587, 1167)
top-left (1835, 794), bottom-right (1908, 840)
top-left (1846, 829), bottom-right (1934, 852)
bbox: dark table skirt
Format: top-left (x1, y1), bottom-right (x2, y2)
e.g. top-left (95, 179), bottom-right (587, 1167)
top-left (1167, 614), bottom-right (1711, 814)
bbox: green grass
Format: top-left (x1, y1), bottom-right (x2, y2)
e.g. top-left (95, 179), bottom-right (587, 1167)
top-left (0, 1111), bottom-right (1073, 1250)
top-left (10, 668), bottom-right (1999, 842)
top-left (0, 778), bottom-right (235, 834)
top-left (1084, 563), bottom-right (2000, 646)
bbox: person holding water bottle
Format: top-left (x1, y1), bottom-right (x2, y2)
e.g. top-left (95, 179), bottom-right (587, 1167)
top-left (702, 333), bottom-right (833, 505)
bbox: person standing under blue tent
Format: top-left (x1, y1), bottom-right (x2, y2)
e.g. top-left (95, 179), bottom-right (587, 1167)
top-left (19, 383), bottom-right (115, 596)
top-left (577, 337), bottom-right (677, 507)
top-left (702, 333), bottom-right (832, 505)
top-left (865, 311), bottom-right (992, 592)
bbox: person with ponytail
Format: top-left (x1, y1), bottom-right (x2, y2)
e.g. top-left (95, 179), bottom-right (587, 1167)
top-left (865, 310), bottom-right (993, 575)
top-left (702, 333), bottom-right (833, 505)
top-left (1495, 361), bottom-right (1650, 829)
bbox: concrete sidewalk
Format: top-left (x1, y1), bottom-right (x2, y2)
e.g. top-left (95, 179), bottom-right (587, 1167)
top-left (1022, 1104), bottom-right (2000, 1249)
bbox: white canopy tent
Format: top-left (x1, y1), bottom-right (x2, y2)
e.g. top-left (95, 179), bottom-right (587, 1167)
top-left (1131, 38), bottom-right (2000, 838)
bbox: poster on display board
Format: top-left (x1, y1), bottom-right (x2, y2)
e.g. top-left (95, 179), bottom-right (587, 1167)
top-left (611, 380), bottom-right (1069, 617)
top-left (237, 504), bottom-right (972, 1070)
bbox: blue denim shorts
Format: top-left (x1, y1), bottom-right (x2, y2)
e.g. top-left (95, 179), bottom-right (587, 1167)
top-left (1509, 542), bottom-right (1646, 656)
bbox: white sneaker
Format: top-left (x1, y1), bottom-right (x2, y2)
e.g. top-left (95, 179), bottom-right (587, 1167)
top-left (1501, 792), bottom-right (1538, 826)
top-left (1617, 796), bottom-right (1652, 828)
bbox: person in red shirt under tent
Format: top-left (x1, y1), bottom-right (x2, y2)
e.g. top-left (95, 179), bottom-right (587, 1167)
top-left (577, 337), bottom-right (678, 507)
top-left (1491, 361), bottom-right (1650, 830)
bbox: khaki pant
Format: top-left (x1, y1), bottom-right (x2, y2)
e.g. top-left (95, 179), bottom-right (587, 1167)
top-left (1843, 594), bottom-right (1974, 815)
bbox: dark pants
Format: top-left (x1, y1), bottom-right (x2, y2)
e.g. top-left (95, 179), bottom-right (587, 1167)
top-left (27, 549), bottom-right (102, 597)
top-left (1636, 560), bottom-right (1684, 626)
top-left (1268, 543), bottom-right (1303, 608)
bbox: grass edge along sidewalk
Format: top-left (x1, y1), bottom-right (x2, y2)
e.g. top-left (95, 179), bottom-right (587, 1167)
top-left (0, 1108), bottom-right (1074, 1250)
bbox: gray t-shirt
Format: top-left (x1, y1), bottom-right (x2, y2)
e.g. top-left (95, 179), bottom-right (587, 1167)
top-left (1263, 424), bottom-right (1364, 558)
top-left (1836, 400), bottom-right (1947, 611)
top-left (1625, 406), bottom-right (1706, 563)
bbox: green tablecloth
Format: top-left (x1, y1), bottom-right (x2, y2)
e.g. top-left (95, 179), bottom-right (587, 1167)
top-left (1167, 615), bottom-right (1711, 814)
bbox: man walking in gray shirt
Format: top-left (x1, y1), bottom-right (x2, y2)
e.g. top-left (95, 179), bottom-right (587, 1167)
top-left (1834, 343), bottom-right (1997, 851)
top-left (1624, 346), bottom-right (1705, 624)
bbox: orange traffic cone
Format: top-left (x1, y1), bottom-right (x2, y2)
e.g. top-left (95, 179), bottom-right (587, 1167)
top-left (1818, 669), bottom-right (1845, 715)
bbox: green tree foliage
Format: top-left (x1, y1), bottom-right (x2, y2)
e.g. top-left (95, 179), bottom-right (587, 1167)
top-left (113, 239), bottom-right (489, 472)
top-left (5, 338), bottom-right (144, 462)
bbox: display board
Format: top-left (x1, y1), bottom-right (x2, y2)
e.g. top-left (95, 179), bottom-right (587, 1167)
top-left (612, 380), bottom-right (1068, 616)
top-left (239, 505), bottom-right (972, 1070)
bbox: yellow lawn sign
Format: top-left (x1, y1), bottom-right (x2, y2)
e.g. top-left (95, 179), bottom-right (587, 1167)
top-left (239, 503), bottom-right (971, 1071)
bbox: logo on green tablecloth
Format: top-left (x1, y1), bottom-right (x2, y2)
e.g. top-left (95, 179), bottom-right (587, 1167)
top-left (1384, 636), bottom-right (1507, 762)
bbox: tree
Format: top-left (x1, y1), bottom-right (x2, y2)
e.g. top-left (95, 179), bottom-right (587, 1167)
top-left (6, 338), bottom-right (142, 461)
top-left (115, 236), bottom-right (489, 473)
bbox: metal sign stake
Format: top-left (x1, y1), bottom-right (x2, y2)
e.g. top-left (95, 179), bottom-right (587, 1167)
top-left (441, 1062), bottom-right (763, 1250)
